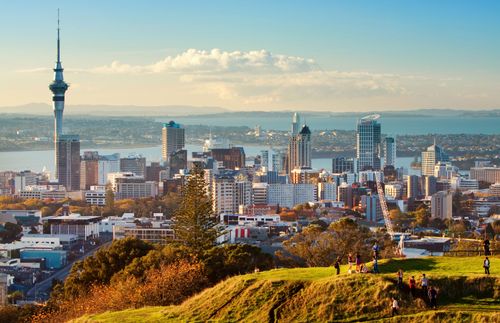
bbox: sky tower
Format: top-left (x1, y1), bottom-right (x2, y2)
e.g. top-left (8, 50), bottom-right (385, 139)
top-left (49, 10), bottom-right (69, 179)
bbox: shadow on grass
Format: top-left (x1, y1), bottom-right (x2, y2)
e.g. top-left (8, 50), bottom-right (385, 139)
top-left (380, 258), bottom-right (438, 274)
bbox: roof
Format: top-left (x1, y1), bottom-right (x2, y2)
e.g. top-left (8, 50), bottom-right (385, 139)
top-left (299, 125), bottom-right (311, 135)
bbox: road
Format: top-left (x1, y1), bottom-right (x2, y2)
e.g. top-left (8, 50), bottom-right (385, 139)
top-left (25, 241), bottom-right (112, 301)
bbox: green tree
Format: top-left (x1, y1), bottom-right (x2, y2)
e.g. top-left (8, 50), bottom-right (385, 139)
top-left (62, 238), bottom-right (154, 299)
top-left (105, 186), bottom-right (115, 209)
top-left (0, 222), bottom-right (22, 243)
top-left (172, 165), bottom-right (220, 254)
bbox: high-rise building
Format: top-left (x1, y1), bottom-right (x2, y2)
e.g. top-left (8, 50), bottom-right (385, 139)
top-left (271, 150), bottom-right (286, 173)
top-left (292, 112), bottom-right (301, 135)
top-left (169, 149), bottom-right (188, 177)
top-left (421, 142), bottom-right (449, 176)
top-left (431, 191), bottom-right (452, 219)
top-left (210, 147), bottom-right (245, 170)
top-left (288, 124), bottom-right (312, 172)
top-left (338, 183), bottom-right (353, 208)
top-left (384, 137), bottom-right (396, 167)
top-left (80, 151), bottom-right (99, 190)
top-left (98, 154), bottom-right (120, 185)
top-left (406, 175), bottom-right (420, 199)
top-left (212, 175), bottom-right (236, 215)
top-left (356, 115), bottom-right (381, 172)
top-left (57, 135), bottom-right (80, 191)
top-left (260, 150), bottom-right (269, 170)
top-left (14, 171), bottom-right (38, 193)
top-left (120, 155), bottom-right (146, 177)
top-left (424, 175), bottom-right (437, 197)
top-left (332, 157), bottom-right (354, 173)
top-left (49, 14), bottom-right (69, 180)
top-left (361, 194), bottom-right (382, 222)
top-left (162, 121), bottom-right (185, 162)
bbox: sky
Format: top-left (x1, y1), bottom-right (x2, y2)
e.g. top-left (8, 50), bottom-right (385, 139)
top-left (0, 0), bottom-right (500, 112)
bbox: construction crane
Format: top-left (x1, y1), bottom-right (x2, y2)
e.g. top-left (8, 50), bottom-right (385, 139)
top-left (374, 171), bottom-right (405, 256)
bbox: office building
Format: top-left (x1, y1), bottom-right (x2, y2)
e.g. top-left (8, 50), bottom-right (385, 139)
top-left (80, 151), bottom-right (99, 190)
top-left (57, 134), bottom-right (80, 191)
top-left (291, 167), bottom-right (319, 184)
top-left (47, 214), bottom-right (101, 240)
top-left (212, 175), bottom-right (236, 215)
top-left (332, 157), bottom-right (354, 174)
top-left (356, 115), bottom-right (381, 171)
top-left (108, 172), bottom-right (158, 200)
top-left (293, 184), bottom-right (316, 205)
top-left (470, 167), bottom-right (500, 184)
top-left (407, 175), bottom-right (420, 199)
top-left (424, 175), bottom-right (437, 197)
top-left (384, 183), bottom-right (403, 200)
top-left (271, 150), bottom-right (286, 173)
top-left (120, 155), bottom-right (146, 177)
top-left (338, 183), bottom-right (353, 208)
top-left (361, 194), bottom-right (382, 222)
top-left (421, 142), bottom-right (449, 176)
top-left (431, 191), bottom-right (453, 220)
top-left (235, 179), bottom-right (252, 209)
top-left (288, 124), bottom-right (312, 172)
top-left (252, 183), bottom-right (268, 205)
top-left (168, 149), bottom-right (188, 177)
top-left (210, 147), bottom-right (245, 170)
top-left (14, 171), bottom-right (38, 193)
top-left (267, 184), bottom-right (294, 208)
top-left (98, 154), bottom-right (120, 185)
top-left (162, 121), bottom-right (185, 162)
top-left (384, 137), bottom-right (396, 167)
top-left (260, 150), bottom-right (269, 170)
top-left (318, 182), bottom-right (337, 201)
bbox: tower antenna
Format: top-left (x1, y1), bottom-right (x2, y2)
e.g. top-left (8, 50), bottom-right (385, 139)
top-left (57, 9), bottom-right (61, 63)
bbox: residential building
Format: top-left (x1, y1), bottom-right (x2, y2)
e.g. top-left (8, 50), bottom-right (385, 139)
top-left (212, 175), bottom-right (236, 215)
top-left (384, 137), bottom-right (396, 167)
top-left (431, 191), bottom-right (452, 220)
top-left (80, 151), bottom-right (99, 190)
top-left (407, 175), bottom-right (420, 199)
top-left (470, 167), bottom-right (500, 184)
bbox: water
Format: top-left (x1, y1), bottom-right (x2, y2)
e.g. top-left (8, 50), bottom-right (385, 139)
top-left (163, 115), bottom-right (500, 135)
top-left (0, 144), bottom-right (417, 175)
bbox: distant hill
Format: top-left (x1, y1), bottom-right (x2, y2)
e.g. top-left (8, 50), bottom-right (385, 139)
top-left (75, 256), bottom-right (499, 322)
top-left (0, 103), bottom-right (228, 117)
top-left (1, 103), bottom-right (499, 118)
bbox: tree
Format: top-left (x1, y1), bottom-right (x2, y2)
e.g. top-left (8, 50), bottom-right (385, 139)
top-left (62, 238), bottom-right (154, 299)
top-left (0, 222), bottom-right (22, 243)
top-left (105, 186), bottom-right (115, 209)
top-left (172, 165), bottom-right (220, 254)
top-left (277, 218), bottom-right (395, 267)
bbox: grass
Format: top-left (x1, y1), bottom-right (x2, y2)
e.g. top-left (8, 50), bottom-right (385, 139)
top-left (73, 256), bottom-right (500, 323)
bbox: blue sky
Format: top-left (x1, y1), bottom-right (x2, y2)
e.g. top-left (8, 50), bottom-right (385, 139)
top-left (1, 0), bottom-right (499, 110)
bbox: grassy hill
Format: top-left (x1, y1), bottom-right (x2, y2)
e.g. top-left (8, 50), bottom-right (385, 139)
top-left (75, 256), bottom-right (499, 322)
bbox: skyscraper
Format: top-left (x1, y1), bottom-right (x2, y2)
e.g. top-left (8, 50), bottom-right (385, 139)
top-left (49, 12), bottom-right (69, 180)
top-left (288, 121), bottom-right (312, 172)
top-left (57, 135), bottom-right (80, 191)
top-left (291, 112), bottom-right (301, 135)
top-left (356, 115), bottom-right (381, 172)
top-left (120, 155), bottom-right (147, 177)
top-left (421, 142), bottom-right (449, 176)
top-left (384, 137), bottom-right (396, 167)
top-left (162, 121), bottom-right (185, 162)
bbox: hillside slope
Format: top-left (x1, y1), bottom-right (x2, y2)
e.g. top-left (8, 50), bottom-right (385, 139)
top-left (75, 257), bottom-right (499, 322)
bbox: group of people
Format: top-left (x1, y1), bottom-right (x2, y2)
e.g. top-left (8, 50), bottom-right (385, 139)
top-left (334, 243), bottom-right (381, 276)
top-left (392, 269), bottom-right (438, 315)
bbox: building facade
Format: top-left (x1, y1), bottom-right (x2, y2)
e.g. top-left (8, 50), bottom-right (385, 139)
top-left (356, 115), bottom-right (381, 171)
top-left (162, 121), bottom-right (185, 162)
top-left (57, 134), bottom-right (80, 191)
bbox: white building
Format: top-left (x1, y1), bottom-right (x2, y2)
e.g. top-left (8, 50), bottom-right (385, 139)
top-left (317, 182), bottom-right (337, 201)
top-left (450, 177), bottom-right (479, 191)
top-left (490, 183), bottom-right (500, 196)
top-left (19, 185), bottom-right (68, 200)
top-left (212, 176), bottom-right (236, 215)
top-left (84, 186), bottom-right (106, 206)
top-left (431, 191), bottom-right (452, 220)
top-left (385, 183), bottom-right (403, 200)
top-left (293, 184), bottom-right (316, 206)
top-left (108, 172), bottom-right (158, 200)
top-left (252, 183), bottom-right (269, 205)
top-left (268, 184), bottom-right (294, 208)
top-left (98, 154), bottom-right (120, 185)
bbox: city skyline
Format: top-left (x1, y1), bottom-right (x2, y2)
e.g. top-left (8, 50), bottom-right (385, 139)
top-left (1, 1), bottom-right (500, 111)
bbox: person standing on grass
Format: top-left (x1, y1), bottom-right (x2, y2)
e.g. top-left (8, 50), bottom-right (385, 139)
top-left (356, 253), bottom-right (362, 273)
top-left (373, 257), bottom-right (379, 273)
top-left (334, 257), bottom-right (341, 275)
top-left (409, 276), bottom-right (416, 297)
top-left (373, 242), bottom-right (380, 259)
top-left (483, 238), bottom-right (490, 256)
top-left (397, 269), bottom-right (403, 289)
top-left (421, 273), bottom-right (428, 296)
top-left (428, 286), bottom-right (438, 309)
top-left (391, 297), bottom-right (399, 316)
top-left (483, 257), bottom-right (490, 275)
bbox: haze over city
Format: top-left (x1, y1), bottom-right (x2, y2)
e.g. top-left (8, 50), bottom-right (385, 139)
top-left (1, 0), bottom-right (500, 111)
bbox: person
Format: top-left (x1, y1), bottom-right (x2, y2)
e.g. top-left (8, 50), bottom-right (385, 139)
top-left (334, 257), bottom-right (341, 275)
top-left (254, 267), bottom-right (260, 273)
top-left (356, 253), bottom-right (362, 273)
top-left (397, 269), bottom-right (403, 289)
top-left (347, 253), bottom-right (354, 273)
top-left (391, 297), bottom-right (399, 316)
top-left (373, 257), bottom-right (379, 274)
top-left (483, 257), bottom-right (490, 275)
top-left (428, 286), bottom-right (438, 309)
top-left (483, 238), bottom-right (490, 256)
top-left (421, 273), bottom-right (428, 296)
top-left (409, 276), bottom-right (416, 297)
top-left (373, 242), bottom-right (380, 259)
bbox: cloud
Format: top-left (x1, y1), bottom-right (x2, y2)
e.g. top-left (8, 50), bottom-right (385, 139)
top-left (16, 48), bottom-right (462, 106)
